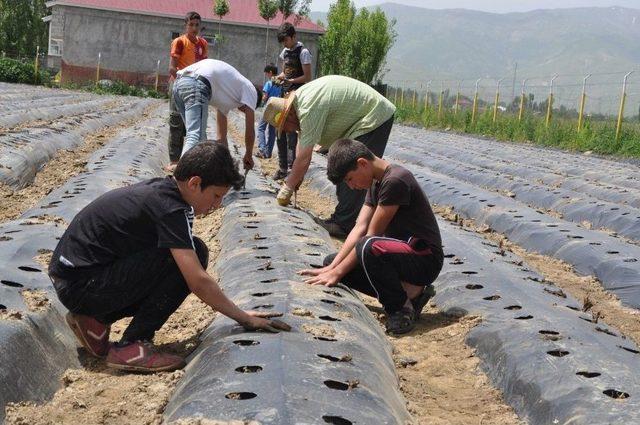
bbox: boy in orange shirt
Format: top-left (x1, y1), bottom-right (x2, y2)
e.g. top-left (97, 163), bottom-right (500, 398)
top-left (167, 12), bottom-right (209, 171)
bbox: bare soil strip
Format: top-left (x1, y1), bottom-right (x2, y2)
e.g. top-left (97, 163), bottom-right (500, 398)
top-left (0, 103), bottom-right (158, 224)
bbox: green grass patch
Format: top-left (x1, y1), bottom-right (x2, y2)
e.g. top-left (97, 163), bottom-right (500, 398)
top-left (394, 103), bottom-right (640, 159)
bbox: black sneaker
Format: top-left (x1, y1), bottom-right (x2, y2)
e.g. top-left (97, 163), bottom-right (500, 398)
top-left (386, 307), bottom-right (416, 335)
top-left (411, 286), bottom-right (436, 320)
top-left (314, 217), bottom-right (348, 238)
top-left (273, 169), bottom-right (288, 180)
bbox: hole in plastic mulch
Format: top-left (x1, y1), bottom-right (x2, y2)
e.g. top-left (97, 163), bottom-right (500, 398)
top-left (603, 389), bottom-right (630, 400)
top-left (547, 350), bottom-right (570, 357)
top-left (255, 256), bottom-right (271, 260)
top-left (0, 304), bottom-right (6, 310)
top-left (0, 236), bottom-right (13, 241)
top-left (233, 340), bottom-right (260, 346)
top-left (322, 415), bottom-right (353, 425)
top-left (321, 299), bottom-right (340, 305)
top-left (319, 315), bottom-right (341, 322)
top-left (310, 264), bottom-right (324, 269)
top-left (483, 295), bottom-right (501, 301)
top-left (244, 225), bottom-right (259, 229)
top-left (576, 371), bottom-right (601, 378)
top-left (260, 279), bottom-right (278, 283)
top-left (595, 326), bottom-right (618, 337)
top-left (465, 284), bottom-right (483, 290)
top-left (306, 253), bottom-right (322, 257)
top-left (253, 304), bottom-right (274, 310)
top-left (235, 365), bottom-right (263, 373)
top-left (18, 266), bottom-right (41, 272)
top-left (323, 290), bottom-right (344, 298)
top-left (317, 354), bottom-right (351, 362)
top-left (566, 305), bottom-right (580, 311)
top-left (324, 380), bottom-right (350, 391)
top-left (461, 271), bottom-right (478, 275)
top-left (1, 280), bottom-right (24, 288)
top-left (314, 336), bottom-right (338, 342)
top-left (515, 315), bottom-right (533, 320)
top-left (252, 246), bottom-right (269, 250)
top-left (225, 392), bottom-right (257, 400)
top-left (618, 346), bottom-right (640, 354)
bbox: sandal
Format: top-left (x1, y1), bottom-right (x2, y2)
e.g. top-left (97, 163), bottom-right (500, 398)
top-left (386, 307), bottom-right (416, 335)
top-left (411, 286), bottom-right (435, 320)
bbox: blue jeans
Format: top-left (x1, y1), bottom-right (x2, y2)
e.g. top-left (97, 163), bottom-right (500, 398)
top-left (257, 118), bottom-right (276, 157)
top-left (172, 76), bottom-right (212, 157)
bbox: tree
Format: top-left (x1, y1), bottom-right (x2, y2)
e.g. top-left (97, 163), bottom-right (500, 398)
top-left (258, 0), bottom-right (279, 64)
top-left (0, 0), bottom-right (48, 58)
top-left (277, 0), bottom-right (311, 24)
top-left (319, 0), bottom-right (396, 84)
top-left (213, 0), bottom-right (230, 57)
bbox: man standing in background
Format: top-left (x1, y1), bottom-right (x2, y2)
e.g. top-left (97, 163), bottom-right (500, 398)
top-left (273, 22), bottom-right (313, 180)
top-left (167, 11), bottom-right (209, 172)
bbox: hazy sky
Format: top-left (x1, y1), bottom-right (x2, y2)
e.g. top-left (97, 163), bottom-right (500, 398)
top-left (311, 0), bottom-right (640, 12)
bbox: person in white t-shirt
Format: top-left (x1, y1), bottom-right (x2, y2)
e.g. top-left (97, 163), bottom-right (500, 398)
top-left (173, 59), bottom-right (263, 170)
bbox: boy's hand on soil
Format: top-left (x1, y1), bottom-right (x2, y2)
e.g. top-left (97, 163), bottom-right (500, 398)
top-left (242, 313), bottom-right (292, 333)
top-left (303, 270), bottom-right (340, 287)
top-left (298, 266), bottom-right (330, 276)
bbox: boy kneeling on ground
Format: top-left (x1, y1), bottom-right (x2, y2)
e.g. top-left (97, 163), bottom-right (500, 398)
top-left (49, 143), bottom-right (289, 373)
top-left (299, 139), bottom-right (443, 334)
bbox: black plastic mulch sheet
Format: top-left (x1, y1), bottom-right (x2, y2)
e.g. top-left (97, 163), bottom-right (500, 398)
top-left (0, 99), bottom-right (157, 189)
top-left (0, 106), bottom-right (168, 421)
top-left (371, 150), bottom-right (640, 309)
top-left (385, 143), bottom-right (640, 244)
top-left (163, 145), bottom-right (411, 425)
top-left (303, 154), bottom-right (640, 424)
top-left (390, 125), bottom-right (640, 197)
top-left (0, 97), bottom-right (123, 129)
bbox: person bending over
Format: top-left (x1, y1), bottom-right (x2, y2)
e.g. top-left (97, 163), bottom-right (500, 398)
top-left (49, 143), bottom-right (288, 373)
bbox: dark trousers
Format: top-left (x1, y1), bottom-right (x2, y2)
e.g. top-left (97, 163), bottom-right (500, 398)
top-left (277, 131), bottom-right (298, 171)
top-left (333, 115), bottom-right (394, 232)
top-left (168, 80), bottom-right (187, 162)
top-left (324, 236), bottom-right (442, 314)
top-left (52, 238), bottom-right (208, 343)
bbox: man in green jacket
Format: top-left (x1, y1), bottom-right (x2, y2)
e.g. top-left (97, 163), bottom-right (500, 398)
top-left (263, 75), bottom-right (395, 238)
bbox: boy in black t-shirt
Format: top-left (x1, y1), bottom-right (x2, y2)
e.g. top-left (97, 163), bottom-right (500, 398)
top-left (49, 143), bottom-right (289, 373)
top-left (299, 139), bottom-right (443, 334)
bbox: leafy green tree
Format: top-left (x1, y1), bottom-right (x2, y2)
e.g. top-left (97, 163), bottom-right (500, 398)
top-left (319, 0), bottom-right (395, 84)
top-left (213, 0), bottom-right (230, 56)
top-left (0, 0), bottom-right (48, 58)
top-left (258, 0), bottom-right (279, 64)
top-left (278, 0), bottom-right (311, 24)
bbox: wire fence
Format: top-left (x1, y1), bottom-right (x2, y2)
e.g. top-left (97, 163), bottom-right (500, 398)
top-left (385, 70), bottom-right (640, 139)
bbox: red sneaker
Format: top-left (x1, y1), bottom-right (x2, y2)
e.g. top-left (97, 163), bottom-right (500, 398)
top-left (106, 341), bottom-right (185, 373)
top-left (65, 312), bottom-right (111, 358)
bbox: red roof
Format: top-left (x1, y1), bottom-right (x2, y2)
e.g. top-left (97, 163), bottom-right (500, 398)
top-left (47, 0), bottom-right (324, 32)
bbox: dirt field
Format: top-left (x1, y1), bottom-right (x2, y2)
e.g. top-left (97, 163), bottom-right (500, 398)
top-left (0, 104), bottom-right (157, 224)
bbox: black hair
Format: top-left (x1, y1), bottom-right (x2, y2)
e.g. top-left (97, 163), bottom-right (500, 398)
top-left (263, 63), bottom-right (278, 75)
top-left (327, 139), bottom-right (375, 185)
top-left (254, 84), bottom-right (264, 108)
top-left (174, 142), bottom-right (243, 190)
top-left (185, 11), bottom-right (202, 23)
top-left (277, 22), bottom-right (296, 42)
